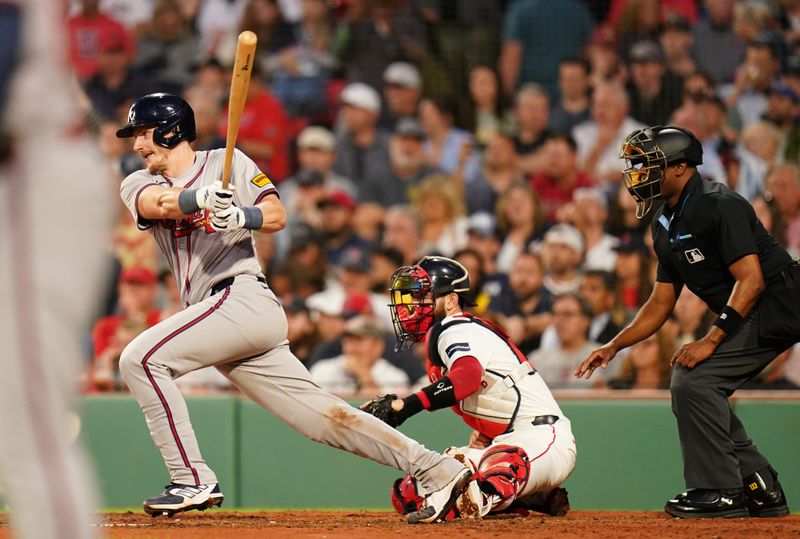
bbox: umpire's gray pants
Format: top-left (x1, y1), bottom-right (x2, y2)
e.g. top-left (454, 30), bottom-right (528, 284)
top-left (670, 307), bottom-right (792, 489)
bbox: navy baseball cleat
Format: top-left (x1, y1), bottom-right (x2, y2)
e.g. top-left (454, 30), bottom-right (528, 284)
top-left (665, 488), bottom-right (748, 518)
top-left (143, 483), bottom-right (224, 517)
top-left (407, 469), bottom-right (474, 524)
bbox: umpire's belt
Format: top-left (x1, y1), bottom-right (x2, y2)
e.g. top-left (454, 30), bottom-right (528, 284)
top-left (211, 275), bottom-right (267, 296)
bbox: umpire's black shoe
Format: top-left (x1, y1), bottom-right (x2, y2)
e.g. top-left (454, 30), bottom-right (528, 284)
top-left (143, 483), bottom-right (224, 517)
top-left (744, 466), bottom-right (790, 518)
top-left (665, 488), bottom-right (749, 519)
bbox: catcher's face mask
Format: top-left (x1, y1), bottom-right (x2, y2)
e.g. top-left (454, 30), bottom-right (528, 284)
top-left (620, 128), bottom-right (668, 218)
top-left (388, 265), bottom-right (435, 351)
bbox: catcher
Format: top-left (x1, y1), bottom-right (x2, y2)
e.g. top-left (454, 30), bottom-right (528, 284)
top-left (362, 256), bottom-right (577, 518)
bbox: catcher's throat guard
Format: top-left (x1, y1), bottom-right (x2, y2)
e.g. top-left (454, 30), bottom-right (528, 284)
top-left (620, 128), bottom-right (666, 219)
top-left (388, 265), bottom-right (435, 351)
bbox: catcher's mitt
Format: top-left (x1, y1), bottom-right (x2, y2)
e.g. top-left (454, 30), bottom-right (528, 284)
top-left (360, 394), bottom-right (406, 428)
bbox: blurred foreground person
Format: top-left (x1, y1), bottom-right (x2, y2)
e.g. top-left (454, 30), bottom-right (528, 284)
top-left (0, 2), bottom-right (112, 537)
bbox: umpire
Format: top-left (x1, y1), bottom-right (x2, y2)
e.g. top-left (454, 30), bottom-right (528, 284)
top-left (576, 125), bottom-right (795, 519)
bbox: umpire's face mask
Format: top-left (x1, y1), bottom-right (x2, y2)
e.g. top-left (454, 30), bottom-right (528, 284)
top-left (620, 133), bottom-right (667, 218)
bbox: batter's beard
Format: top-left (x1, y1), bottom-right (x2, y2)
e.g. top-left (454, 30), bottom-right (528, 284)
top-left (145, 151), bottom-right (169, 174)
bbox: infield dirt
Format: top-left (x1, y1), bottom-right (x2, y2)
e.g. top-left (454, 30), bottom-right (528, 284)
top-left (2, 510), bottom-right (795, 538)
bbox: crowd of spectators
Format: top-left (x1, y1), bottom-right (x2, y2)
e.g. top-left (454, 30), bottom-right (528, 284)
top-left (75, 0), bottom-right (800, 396)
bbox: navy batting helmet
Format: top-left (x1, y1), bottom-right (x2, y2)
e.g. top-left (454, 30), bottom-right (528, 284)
top-left (620, 125), bottom-right (703, 217)
top-left (116, 93), bottom-right (196, 148)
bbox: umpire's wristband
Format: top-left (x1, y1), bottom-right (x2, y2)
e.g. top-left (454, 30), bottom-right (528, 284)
top-left (713, 305), bottom-right (745, 335)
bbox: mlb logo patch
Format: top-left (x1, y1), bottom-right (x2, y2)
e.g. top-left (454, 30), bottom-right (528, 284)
top-left (685, 248), bottom-right (705, 264)
top-left (445, 342), bottom-right (470, 358)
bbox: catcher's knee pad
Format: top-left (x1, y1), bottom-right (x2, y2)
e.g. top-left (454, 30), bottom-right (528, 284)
top-left (391, 475), bottom-right (424, 515)
top-left (476, 445), bottom-right (530, 509)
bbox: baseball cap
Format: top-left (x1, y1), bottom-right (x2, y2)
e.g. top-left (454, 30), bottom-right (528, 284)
top-left (340, 248), bottom-right (372, 273)
top-left (544, 223), bottom-right (585, 253)
top-left (768, 83), bottom-right (800, 104)
top-left (383, 62), bottom-right (422, 90)
top-left (120, 266), bottom-right (157, 285)
top-left (663, 13), bottom-right (690, 33)
top-left (629, 40), bottom-right (664, 63)
top-left (99, 32), bottom-right (126, 53)
top-left (342, 315), bottom-right (384, 339)
top-left (467, 212), bottom-right (497, 238)
top-left (295, 168), bottom-right (325, 188)
top-left (342, 292), bottom-right (373, 318)
top-left (573, 187), bottom-right (608, 210)
top-left (613, 232), bottom-right (649, 255)
top-left (340, 83), bottom-right (381, 114)
top-left (284, 297), bottom-right (309, 315)
top-left (289, 222), bottom-right (319, 251)
top-left (394, 118), bottom-right (426, 140)
top-left (318, 190), bottom-right (357, 212)
top-left (297, 126), bottom-right (335, 151)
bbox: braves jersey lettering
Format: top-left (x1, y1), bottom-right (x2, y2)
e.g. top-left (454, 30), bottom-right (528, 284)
top-left (164, 210), bottom-right (215, 238)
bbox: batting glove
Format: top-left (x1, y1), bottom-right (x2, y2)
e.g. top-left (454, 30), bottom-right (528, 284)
top-left (196, 181), bottom-right (235, 212)
top-left (210, 205), bottom-right (246, 231)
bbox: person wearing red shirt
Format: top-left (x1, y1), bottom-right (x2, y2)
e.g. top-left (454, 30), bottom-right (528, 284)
top-left (529, 133), bottom-right (595, 225)
top-left (67, 0), bottom-right (134, 80)
top-left (89, 266), bottom-right (161, 392)
top-left (218, 74), bottom-right (291, 182)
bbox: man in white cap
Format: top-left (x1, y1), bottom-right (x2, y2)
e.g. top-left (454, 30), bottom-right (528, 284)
top-left (541, 223), bottom-right (585, 296)
top-left (380, 61), bottom-right (423, 131)
top-left (333, 82), bottom-right (392, 192)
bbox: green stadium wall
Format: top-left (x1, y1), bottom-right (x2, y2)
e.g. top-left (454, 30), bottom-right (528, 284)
top-left (81, 394), bottom-right (800, 511)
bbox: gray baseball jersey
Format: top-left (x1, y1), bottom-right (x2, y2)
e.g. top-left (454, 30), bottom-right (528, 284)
top-left (121, 148), bottom-right (275, 306)
top-left (118, 148), bottom-right (468, 503)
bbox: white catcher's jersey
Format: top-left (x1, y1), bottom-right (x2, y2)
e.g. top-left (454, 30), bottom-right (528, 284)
top-left (120, 148), bottom-right (277, 306)
top-left (430, 314), bottom-right (565, 438)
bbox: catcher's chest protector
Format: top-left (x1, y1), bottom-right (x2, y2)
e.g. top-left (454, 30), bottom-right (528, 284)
top-left (426, 316), bottom-right (535, 438)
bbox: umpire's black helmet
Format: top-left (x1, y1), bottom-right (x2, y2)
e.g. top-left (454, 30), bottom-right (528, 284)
top-left (116, 93), bottom-right (196, 148)
top-left (620, 125), bottom-right (703, 217)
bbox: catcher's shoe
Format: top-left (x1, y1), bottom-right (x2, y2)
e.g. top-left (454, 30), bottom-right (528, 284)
top-left (407, 468), bottom-right (474, 524)
top-left (143, 483), bottom-right (224, 517)
top-left (512, 487), bottom-right (571, 516)
top-left (665, 488), bottom-right (748, 519)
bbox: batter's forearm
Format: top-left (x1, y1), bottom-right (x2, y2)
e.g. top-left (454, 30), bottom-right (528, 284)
top-left (255, 197), bottom-right (287, 233)
top-left (137, 186), bottom-right (189, 220)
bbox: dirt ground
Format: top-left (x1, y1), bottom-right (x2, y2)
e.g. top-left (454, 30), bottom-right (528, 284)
top-left (2, 510), bottom-right (797, 539)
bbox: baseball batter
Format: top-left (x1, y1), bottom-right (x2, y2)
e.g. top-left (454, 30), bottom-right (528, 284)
top-left (0, 2), bottom-right (112, 538)
top-left (361, 257), bottom-right (577, 518)
top-left (115, 93), bottom-right (478, 524)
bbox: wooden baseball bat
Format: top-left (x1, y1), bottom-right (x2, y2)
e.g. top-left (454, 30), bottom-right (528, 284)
top-left (221, 31), bottom-right (258, 190)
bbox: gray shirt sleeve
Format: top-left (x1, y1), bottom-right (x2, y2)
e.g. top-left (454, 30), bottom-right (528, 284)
top-left (120, 171), bottom-right (161, 230)
top-left (229, 148), bottom-right (280, 207)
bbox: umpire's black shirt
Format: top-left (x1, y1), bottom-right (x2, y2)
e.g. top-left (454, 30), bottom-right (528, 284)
top-left (652, 173), bottom-right (792, 313)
